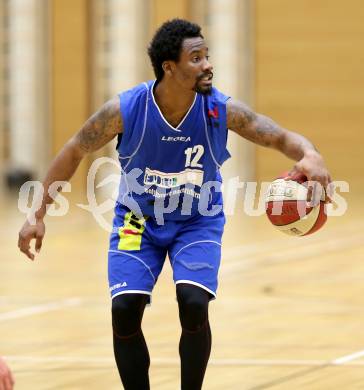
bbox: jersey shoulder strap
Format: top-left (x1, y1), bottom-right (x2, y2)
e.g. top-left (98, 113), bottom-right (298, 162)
top-left (204, 87), bottom-right (231, 166)
top-left (116, 82), bottom-right (150, 151)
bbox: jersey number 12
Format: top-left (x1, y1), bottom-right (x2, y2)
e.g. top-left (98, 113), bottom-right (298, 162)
top-left (184, 145), bottom-right (204, 168)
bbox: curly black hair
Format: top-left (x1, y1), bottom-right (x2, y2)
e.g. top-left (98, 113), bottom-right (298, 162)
top-left (148, 18), bottom-right (203, 81)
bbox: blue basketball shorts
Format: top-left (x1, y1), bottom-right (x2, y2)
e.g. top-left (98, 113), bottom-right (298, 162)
top-left (108, 203), bottom-right (225, 303)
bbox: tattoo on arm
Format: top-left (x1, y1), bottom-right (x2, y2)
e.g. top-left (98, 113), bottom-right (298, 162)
top-left (227, 98), bottom-right (283, 148)
top-left (226, 98), bottom-right (317, 160)
top-left (75, 96), bottom-right (123, 153)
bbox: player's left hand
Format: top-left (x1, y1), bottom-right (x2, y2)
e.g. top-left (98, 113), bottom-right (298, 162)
top-left (288, 150), bottom-right (332, 203)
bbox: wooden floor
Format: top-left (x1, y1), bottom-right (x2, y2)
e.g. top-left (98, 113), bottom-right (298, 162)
top-left (1, 189), bottom-right (364, 389)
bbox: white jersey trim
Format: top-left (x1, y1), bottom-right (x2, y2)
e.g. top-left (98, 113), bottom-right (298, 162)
top-left (172, 240), bottom-right (222, 266)
top-left (151, 80), bottom-right (197, 132)
top-left (118, 83), bottom-right (149, 204)
top-left (111, 290), bottom-right (152, 299)
top-left (202, 96), bottom-right (221, 169)
top-left (119, 82), bottom-right (149, 163)
top-left (175, 280), bottom-right (216, 299)
top-left (108, 249), bottom-right (156, 282)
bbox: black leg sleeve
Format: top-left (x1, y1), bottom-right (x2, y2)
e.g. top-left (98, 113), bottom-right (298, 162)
top-left (177, 283), bottom-right (212, 390)
top-left (112, 294), bottom-right (150, 390)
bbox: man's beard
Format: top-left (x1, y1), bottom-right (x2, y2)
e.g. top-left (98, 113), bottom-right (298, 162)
top-left (193, 83), bottom-right (212, 95)
top-left (193, 72), bottom-right (213, 95)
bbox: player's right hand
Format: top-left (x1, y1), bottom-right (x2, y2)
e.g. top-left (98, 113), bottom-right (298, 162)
top-left (0, 357), bottom-right (15, 390)
top-left (18, 218), bottom-right (45, 261)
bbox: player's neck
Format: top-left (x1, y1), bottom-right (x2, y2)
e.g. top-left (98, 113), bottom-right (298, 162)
top-left (154, 78), bottom-right (196, 116)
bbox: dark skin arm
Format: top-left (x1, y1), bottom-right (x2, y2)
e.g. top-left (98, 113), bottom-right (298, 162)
top-left (226, 98), bottom-right (331, 187)
top-left (18, 96), bottom-right (123, 260)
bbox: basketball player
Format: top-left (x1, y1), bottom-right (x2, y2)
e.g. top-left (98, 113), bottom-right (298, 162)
top-left (0, 357), bottom-right (14, 390)
top-left (18, 19), bottom-right (331, 389)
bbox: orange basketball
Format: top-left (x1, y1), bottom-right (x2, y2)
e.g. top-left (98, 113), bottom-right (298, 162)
top-left (265, 172), bottom-right (327, 236)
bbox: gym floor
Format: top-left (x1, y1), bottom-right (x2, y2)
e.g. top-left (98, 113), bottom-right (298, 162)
top-left (1, 189), bottom-right (363, 389)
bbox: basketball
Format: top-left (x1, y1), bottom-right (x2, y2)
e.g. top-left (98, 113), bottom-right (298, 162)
top-left (265, 172), bottom-right (327, 236)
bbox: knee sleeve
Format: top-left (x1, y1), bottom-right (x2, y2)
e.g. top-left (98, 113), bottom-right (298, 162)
top-left (111, 294), bottom-right (148, 336)
top-left (176, 284), bottom-right (210, 331)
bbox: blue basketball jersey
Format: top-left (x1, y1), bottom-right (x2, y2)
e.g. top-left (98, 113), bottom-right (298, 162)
top-left (116, 80), bottom-right (230, 221)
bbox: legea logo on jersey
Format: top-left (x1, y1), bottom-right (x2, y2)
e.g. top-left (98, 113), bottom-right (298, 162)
top-left (144, 167), bottom-right (203, 188)
top-left (161, 136), bottom-right (191, 142)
